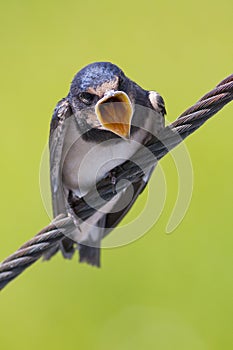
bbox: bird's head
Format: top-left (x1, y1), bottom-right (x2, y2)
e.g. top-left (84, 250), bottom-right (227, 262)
top-left (69, 62), bottom-right (136, 139)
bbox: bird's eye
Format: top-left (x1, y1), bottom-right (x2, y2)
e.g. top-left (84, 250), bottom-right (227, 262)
top-left (78, 92), bottom-right (95, 105)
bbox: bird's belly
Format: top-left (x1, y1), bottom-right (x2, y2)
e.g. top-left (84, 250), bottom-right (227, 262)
top-left (62, 137), bottom-right (141, 197)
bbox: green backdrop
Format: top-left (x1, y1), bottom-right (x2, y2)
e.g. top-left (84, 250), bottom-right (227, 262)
top-left (0, 1), bottom-right (232, 349)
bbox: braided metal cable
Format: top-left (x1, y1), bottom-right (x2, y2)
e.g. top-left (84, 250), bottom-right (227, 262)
top-left (0, 216), bottom-right (74, 290)
top-left (0, 74), bottom-right (232, 291)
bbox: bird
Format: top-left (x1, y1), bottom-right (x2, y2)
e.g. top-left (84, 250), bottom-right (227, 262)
top-left (45, 62), bottom-right (166, 267)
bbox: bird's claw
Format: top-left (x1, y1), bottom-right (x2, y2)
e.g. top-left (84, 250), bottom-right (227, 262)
top-left (109, 171), bottom-right (117, 194)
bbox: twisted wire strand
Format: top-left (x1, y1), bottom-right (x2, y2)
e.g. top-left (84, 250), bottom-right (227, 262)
top-left (0, 216), bottom-right (74, 290)
top-left (0, 74), bottom-right (232, 291)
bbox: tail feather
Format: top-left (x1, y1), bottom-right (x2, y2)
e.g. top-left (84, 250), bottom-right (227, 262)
top-left (79, 244), bottom-right (101, 267)
top-left (60, 237), bottom-right (75, 259)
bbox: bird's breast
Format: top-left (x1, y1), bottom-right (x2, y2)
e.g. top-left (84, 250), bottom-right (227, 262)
top-left (62, 129), bottom-right (141, 197)
top-left (61, 108), bottom-right (163, 198)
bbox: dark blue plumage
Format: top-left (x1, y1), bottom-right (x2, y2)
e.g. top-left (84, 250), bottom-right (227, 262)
top-left (70, 62), bottom-right (124, 93)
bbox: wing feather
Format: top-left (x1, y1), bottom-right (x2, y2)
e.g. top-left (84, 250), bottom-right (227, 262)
top-left (44, 98), bottom-right (74, 260)
top-left (49, 98), bottom-right (72, 215)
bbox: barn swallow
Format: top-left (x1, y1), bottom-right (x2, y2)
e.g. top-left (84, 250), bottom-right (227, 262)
top-left (46, 62), bottom-right (166, 266)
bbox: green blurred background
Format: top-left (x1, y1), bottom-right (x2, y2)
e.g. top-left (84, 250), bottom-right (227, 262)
top-left (0, 1), bottom-right (232, 349)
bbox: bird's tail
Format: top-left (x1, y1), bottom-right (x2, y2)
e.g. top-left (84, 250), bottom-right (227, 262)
top-left (78, 244), bottom-right (101, 267)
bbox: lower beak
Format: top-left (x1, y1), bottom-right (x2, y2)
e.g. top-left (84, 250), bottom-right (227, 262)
top-left (95, 91), bottom-right (133, 139)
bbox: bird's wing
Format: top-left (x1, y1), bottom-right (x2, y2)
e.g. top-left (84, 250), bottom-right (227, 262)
top-left (44, 98), bottom-right (75, 260)
top-left (49, 98), bottom-right (73, 217)
top-left (103, 164), bottom-right (156, 235)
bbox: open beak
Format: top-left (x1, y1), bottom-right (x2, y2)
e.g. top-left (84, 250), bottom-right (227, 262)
top-left (95, 91), bottom-right (133, 139)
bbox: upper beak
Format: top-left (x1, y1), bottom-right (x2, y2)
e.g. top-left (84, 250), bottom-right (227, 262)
top-left (95, 91), bottom-right (133, 139)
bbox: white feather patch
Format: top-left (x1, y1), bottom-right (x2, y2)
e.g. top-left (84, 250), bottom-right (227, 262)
top-left (148, 91), bottom-right (160, 110)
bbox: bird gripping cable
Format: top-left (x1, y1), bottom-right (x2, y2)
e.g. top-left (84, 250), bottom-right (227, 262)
top-left (0, 73), bottom-right (232, 291)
